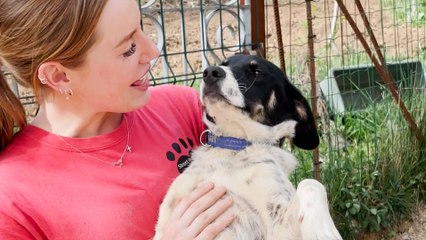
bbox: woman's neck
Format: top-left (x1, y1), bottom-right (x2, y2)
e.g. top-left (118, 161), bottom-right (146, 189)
top-left (31, 103), bottom-right (123, 138)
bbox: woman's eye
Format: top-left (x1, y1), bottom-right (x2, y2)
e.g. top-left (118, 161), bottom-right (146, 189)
top-left (123, 42), bottom-right (136, 57)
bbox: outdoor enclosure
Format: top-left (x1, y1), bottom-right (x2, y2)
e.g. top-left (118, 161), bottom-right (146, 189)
top-left (4, 0), bottom-right (426, 238)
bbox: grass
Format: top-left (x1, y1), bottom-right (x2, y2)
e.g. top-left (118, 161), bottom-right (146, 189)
top-left (291, 87), bottom-right (426, 239)
top-left (382, 0), bottom-right (426, 26)
top-left (275, 33), bottom-right (426, 237)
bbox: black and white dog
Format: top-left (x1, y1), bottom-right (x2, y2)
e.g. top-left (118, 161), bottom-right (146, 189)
top-left (154, 55), bottom-right (342, 239)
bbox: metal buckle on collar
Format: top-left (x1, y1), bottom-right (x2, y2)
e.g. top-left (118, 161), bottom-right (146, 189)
top-left (200, 129), bottom-right (212, 147)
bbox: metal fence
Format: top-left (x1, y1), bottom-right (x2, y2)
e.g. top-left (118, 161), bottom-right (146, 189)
top-left (139, 0), bottom-right (265, 86)
top-left (264, 0), bottom-right (426, 177)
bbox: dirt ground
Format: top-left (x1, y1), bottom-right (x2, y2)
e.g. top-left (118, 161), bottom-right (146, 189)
top-left (360, 204), bottom-right (426, 240)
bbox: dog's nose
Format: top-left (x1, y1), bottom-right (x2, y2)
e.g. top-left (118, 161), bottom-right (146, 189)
top-left (203, 66), bottom-right (225, 84)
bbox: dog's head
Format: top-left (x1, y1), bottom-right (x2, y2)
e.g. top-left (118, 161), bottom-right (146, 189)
top-left (200, 55), bottom-right (319, 150)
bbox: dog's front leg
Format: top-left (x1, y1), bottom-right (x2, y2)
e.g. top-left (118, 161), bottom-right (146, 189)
top-left (237, 119), bottom-right (297, 142)
top-left (270, 120), bottom-right (297, 140)
top-left (241, 119), bottom-right (297, 143)
top-left (272, 179), bottom-right (342, 240)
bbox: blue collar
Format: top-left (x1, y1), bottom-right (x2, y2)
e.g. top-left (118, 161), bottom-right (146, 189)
top-left (205, 131), bottom-right (252, 151)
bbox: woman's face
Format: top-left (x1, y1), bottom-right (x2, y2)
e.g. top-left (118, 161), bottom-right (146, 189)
top-left (66, 0), bottom-right (159, 113)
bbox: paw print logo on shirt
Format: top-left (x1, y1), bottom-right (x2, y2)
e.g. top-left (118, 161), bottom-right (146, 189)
top-left (166, 137), bottom-right (194, 173)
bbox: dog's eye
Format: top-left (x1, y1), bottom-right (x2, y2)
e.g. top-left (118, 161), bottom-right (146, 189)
top-left (249, 60), bottom-right (258, 67)
top-left (249, 60), bottom-right (261, 75)
top-left (222, 59), bottom-right (229, 66)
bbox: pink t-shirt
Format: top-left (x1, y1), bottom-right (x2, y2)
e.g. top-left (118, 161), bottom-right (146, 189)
top-left (0, 85), bottom-right (205, 239)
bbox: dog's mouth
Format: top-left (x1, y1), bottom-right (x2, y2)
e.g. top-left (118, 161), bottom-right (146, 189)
top-left (202, 86), bottom-right (247, 110)
top-left (201, 91), bottom-right (250, 118)
top-left (201, 83), bottom-right (226, 102)
top-left (201, 88), bottom-right (240, 107)
top-left (202, 88), bottom-right (224, 100)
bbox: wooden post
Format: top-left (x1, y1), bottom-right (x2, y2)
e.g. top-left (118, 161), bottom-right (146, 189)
top-left (305, 0), bottom-right (321, 181)
top-left (250, 0), bottom-right (266, 58)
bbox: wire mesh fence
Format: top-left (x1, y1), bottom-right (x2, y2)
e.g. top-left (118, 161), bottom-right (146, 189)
top-left (139, 0), bottom-right (261, 86)
top-left (264, 0), bottom-right (425, 238)
top-left (264, 0), bottom-right (426, 173)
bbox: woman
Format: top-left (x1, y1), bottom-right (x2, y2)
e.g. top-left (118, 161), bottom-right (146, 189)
top-left (0, 0), bottom-right (234, 239)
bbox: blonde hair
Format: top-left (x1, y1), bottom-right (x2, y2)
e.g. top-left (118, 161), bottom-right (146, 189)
top-left (0, 0), bottom-right (108, 151)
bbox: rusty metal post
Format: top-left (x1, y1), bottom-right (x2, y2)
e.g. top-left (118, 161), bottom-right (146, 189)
top-left (250, 0), bottom-right (266, 58)
top-left (354, 0), bottom-right (386, 64)
top-left (305, 0), bottom-right (321, 181)
top-left (335, 0), bottom-right (422, 141)
top-left (272, 0), bottom-right (287, 75)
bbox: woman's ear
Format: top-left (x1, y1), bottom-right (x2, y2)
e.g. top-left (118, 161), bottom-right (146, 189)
top-left (37, 62), bottom-right (70, 90)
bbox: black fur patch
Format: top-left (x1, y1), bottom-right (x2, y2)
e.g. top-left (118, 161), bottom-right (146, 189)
top-left (203, 55), bottom-right (319, 150)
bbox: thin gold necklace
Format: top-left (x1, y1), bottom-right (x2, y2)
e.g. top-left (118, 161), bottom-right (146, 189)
top-left (55, 117), bottom-right (131, 168)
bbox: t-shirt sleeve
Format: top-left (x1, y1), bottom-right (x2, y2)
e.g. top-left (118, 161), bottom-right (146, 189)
top-left (177, 85), bottom-right (205, 138)
top-left (153, 85), bottom-right (206, 144)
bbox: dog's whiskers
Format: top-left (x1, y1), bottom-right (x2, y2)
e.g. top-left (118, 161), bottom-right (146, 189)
top-left (238, 83), bottom-right (247, 92)
top-left (242, 76), bottom-right (257, 93)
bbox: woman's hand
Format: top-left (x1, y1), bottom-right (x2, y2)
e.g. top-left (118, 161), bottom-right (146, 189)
top-left (160, 182), bottom-right (235, 240)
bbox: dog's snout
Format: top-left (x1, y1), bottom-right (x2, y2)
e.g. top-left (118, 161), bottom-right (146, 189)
top-left (203, 66), bottom-right (225, 84)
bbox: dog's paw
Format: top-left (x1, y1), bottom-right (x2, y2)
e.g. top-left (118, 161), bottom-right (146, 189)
top-left (273, 120), bottom-right (297, 139)
top-left (166, 138), bottom-right (194, 173)
top-left (300, 220), bottom-right (342, 240)
top-left (297, 180), bottom-right (343, 240)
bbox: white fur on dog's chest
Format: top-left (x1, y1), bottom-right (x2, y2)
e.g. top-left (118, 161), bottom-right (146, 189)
top-left (189, 146), bottom-right (297, 203)
top-left (190, 146), bottom-right (298, 178)
top-left (173, 146), bottom-right (299, 239)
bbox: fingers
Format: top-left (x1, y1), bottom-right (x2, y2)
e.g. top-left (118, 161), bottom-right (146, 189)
top-left (193, 197), bottom-right (236, 240)
top-left (170, 182), bottom-right (215, 220)
top-left (166, 182), bottom-right (235, 240)
top-left (181, 185), bottom-right (227, 227)
top-left (184, 192), bottom-right (232, 231)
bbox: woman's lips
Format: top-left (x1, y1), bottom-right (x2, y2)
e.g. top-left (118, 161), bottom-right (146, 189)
top-left (131, 72), bottom-right (150, 90)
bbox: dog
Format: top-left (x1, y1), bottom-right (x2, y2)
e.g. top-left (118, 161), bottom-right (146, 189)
top-left (154, 55), bottom-right (342, 239)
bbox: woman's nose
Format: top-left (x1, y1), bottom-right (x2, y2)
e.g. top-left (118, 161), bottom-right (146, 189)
top-left (139, 32), bottom-right (160, 64)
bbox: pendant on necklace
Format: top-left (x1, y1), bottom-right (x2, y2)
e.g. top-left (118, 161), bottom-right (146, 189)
top-left (114, 158), bottom-right (124, 168)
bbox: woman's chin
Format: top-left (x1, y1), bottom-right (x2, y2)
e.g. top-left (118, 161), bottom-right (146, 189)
top-left (132, 90), bottom-right (151, 109)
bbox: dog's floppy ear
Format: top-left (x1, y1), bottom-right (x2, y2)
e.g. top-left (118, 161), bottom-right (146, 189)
top-left (285, 83), bottom-right (319, 150)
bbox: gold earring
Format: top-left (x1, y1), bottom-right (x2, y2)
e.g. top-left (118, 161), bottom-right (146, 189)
top-left (39, 76), bottom-right (47, 84)
top-left (65, 89), bottom-right (73, 100)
